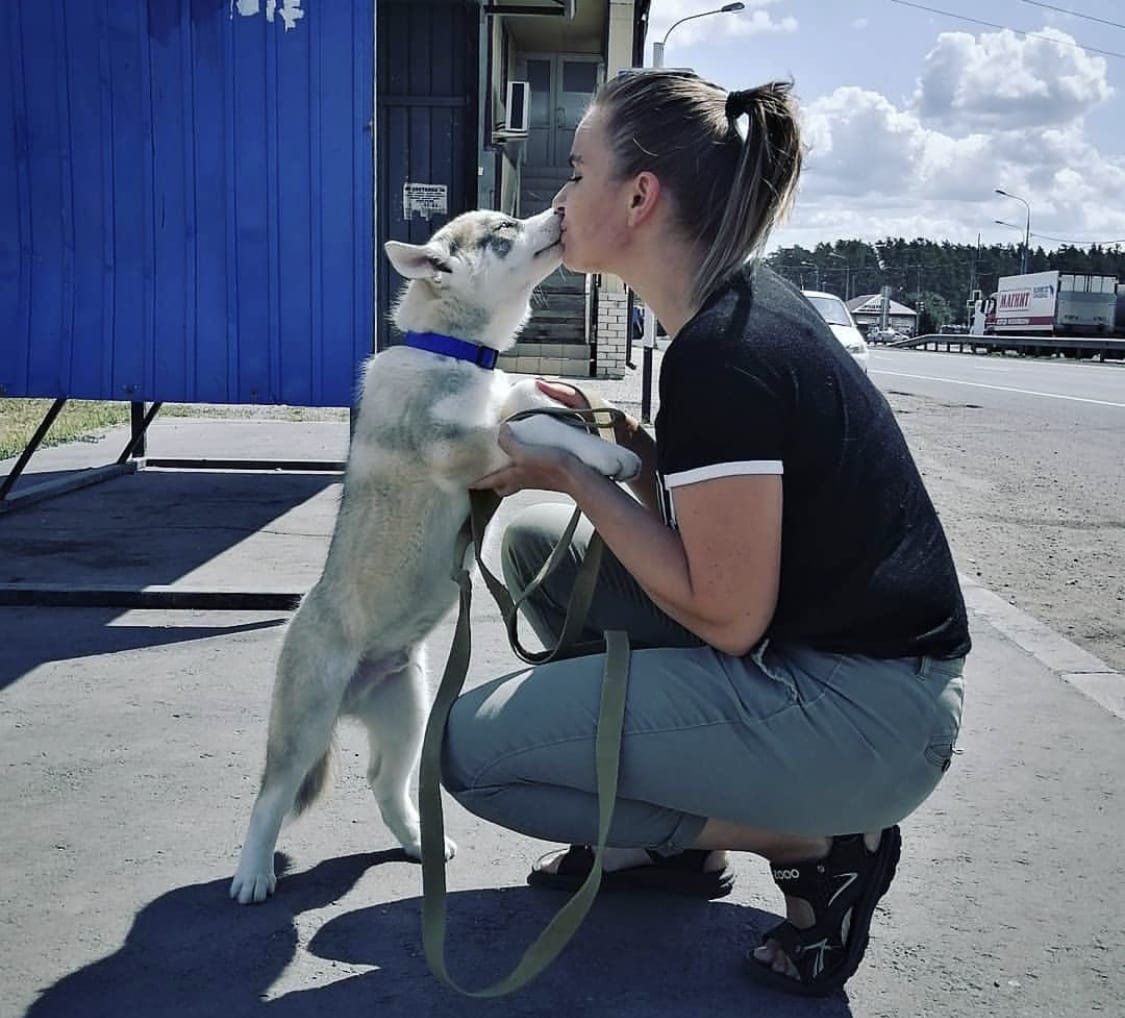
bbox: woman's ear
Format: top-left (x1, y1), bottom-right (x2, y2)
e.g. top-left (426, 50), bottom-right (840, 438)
top-left (627, 172), bottom-right (661, 227)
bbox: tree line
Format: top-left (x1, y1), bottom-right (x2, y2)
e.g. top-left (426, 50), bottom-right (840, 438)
top-left (766, 239), bottom-right (1125, 332)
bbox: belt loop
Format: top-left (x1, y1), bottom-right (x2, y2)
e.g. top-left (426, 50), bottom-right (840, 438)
top-left (916, 655), bottom-right (931, 678)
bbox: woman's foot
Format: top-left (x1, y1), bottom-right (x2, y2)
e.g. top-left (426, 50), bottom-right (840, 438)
top-left (751, 833), bottom-right (870, 978)
top-left (535, 845), bottom-right (729, 875)
top-left (747, 827), bottom-right (902, 996)
top-left (528, 845), bottom-right (735, 898)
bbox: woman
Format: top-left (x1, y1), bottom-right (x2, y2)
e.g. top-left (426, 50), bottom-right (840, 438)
top-left (441, 71), bottom-right (969, 998)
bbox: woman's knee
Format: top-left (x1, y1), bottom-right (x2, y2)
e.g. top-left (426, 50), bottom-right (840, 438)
top-left (439, 688), bottom-right (487, 796)
top-left (500, 502), bottom-right (585, 591)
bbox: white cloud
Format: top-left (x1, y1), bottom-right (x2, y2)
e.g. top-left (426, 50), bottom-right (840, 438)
top-left (767, 26), bottom-right (1125, 250)
top-left (777, 82), bottom-right (1125, 250)
top-left (913, 27), bottom-right (1113, 130)
top-left (649, 0), bottom-right (797, 54)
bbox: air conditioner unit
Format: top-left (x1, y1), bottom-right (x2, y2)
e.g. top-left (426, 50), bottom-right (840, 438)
top-left (505, 80), bottom-right (530, 134)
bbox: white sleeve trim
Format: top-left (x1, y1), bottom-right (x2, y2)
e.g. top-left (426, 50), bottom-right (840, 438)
top-left (664, 460), bottom-right (784, 488)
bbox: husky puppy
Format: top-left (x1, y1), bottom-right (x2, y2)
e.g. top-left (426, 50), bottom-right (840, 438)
top-left (230, 207), bottom-right (640, 904)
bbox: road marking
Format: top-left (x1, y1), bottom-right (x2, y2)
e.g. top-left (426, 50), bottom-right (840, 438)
top-left (872, 370), bottom-right (1125, 408)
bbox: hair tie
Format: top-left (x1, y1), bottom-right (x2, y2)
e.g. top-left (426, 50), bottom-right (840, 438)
top-left (725, 89), bottom-right (753, 121)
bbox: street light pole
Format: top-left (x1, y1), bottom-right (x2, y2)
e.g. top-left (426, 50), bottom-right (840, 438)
top-left (828, 252), bottom-right (849, 300)
top-left (800, 261), bottom-right (820, 290)
top-left (995, 188), bottom-right (1031, 274)
top-left (994, 218), bottom-right (1029, 275)
top-left (652, 3), bottom-right (745, 67)
top-left (640, 1), bottom-right (745, 423)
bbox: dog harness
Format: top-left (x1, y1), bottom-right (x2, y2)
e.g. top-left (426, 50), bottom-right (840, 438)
top-left (402, 331), bottom-right (499, 370)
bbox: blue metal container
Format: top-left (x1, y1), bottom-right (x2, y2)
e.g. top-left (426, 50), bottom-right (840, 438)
top-left (1, 0), bottom-right (374, 407)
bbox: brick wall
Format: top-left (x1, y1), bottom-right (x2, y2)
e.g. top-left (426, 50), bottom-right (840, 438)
top-left (595, 289), bottom-right (628, 379)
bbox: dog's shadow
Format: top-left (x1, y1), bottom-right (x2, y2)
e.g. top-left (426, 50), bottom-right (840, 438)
top-left (26, 853), bottom-right (855, 1018)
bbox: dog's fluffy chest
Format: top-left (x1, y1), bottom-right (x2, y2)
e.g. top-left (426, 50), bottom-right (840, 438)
top-left (352, 346), bottom-right (510, 479)
top-left (311, 346), bottom-right (512, 644)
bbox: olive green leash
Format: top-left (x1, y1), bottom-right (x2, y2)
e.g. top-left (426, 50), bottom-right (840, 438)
top-left (418, 405), bottom-right (633, 997)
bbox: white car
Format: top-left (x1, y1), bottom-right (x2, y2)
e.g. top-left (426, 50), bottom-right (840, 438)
top-left (801, 290), bottom-right (870, 373)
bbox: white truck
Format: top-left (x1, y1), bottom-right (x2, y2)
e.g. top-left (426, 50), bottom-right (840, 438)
top-left (986, 270), bottom-right (1118, 335)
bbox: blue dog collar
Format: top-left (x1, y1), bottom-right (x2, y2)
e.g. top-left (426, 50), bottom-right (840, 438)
top-left (402, 331), bottom-right (499, 370)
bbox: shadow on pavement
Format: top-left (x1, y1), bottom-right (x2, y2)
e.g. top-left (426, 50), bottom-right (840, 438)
top-left (0, 469), bottom-right (336, 588)
top-left (0, 467), bottom-right (334, 691)
top-left (23, 854), bottom-right (855, 1018)
top-left (0, 608), bottom-right (287, 693)
top-left (2, 466), bottom-right (122, 496)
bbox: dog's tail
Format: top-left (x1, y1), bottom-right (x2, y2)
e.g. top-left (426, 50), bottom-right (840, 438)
top-left (292, 748), bottom-right (332, 816)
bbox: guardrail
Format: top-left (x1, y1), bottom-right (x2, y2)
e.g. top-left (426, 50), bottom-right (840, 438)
top-left (886, 333), bottom-right (1125, 359)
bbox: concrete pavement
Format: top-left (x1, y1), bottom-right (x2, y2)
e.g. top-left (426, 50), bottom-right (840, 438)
top-left (1, 375), bottom-right (1123, 1017)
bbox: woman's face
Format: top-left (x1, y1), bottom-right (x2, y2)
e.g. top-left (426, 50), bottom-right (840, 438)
top-left (552, 108), bottom-right (634, 275)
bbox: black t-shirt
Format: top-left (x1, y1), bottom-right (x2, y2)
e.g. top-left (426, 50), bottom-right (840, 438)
top-left (655, 263), bottom-right (971, 660)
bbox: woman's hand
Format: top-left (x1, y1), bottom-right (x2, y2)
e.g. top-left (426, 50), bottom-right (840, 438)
top-left (471, 422), bottom-right (587, 498)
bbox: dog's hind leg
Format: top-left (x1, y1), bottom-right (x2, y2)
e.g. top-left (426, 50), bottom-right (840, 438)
top-left (231, 628), bottom-right (354, 905)
top-left (351, 644), bottom-right (457, 861)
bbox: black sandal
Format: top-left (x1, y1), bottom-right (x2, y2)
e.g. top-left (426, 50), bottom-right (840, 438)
top-left (747, 825), bottom-right (902, 997)
top-left (527, 845), bottom-right (735, 899)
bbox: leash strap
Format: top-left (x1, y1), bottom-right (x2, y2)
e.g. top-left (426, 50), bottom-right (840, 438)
top-left (469, 490), bottom-right (607, 665)
top-left (418, 399), bottom-right (634, 997)
top-left (486, 404), bottom-right (628, 663)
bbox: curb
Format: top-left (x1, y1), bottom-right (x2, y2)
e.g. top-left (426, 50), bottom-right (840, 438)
top-left (959, 572), bottom-right (1125, 722)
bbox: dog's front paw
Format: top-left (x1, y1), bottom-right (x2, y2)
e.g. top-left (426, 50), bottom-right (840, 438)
top-left (588, 444), bottom-right (641, 482)
top-left (230, 864), bottom-right (277, 905)
top-left (402, 835), bottom-right (457, 862)
top-left (610, 446), bottom-right (642, 482)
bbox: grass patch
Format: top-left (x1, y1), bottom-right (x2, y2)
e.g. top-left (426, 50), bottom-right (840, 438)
top-left (0, 399), bottom-right (350, 462)
top-left (0, 399), bottom-right (130, 461)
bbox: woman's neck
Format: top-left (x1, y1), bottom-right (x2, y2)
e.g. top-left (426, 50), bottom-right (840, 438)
top-left (622, 243), bottom-right (702, 338)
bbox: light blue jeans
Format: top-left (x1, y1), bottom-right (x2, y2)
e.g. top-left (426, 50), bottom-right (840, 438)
top-left (442, 503), bottom-right (965, 850)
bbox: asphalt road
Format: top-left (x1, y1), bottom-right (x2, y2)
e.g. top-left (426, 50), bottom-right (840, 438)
top-left (870, 346), bottom-right (1125, 414)
top-left (868, 347), bottom-right (1125, 673)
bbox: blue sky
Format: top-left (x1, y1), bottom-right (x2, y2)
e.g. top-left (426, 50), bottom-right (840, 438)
top-left (647, 0), bottom-right (1125, 251)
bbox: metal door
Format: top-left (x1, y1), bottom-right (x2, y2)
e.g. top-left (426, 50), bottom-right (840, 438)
top-left (376, 0), bottom-right (481, 352)
top-left (523, 54), bottom-right (601, 166)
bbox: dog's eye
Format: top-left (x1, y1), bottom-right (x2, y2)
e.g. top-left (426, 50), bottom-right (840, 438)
top-left (494, 221), bottom-right (518, 233)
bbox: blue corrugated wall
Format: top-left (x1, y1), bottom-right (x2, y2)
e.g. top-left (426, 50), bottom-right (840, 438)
top-left (0, 0), bottom-right (374, 407)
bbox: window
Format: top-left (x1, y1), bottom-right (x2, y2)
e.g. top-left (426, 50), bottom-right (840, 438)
top-left (562, 61), bottom-right (598, 93)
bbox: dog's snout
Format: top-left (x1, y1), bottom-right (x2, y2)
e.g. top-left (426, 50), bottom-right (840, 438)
top-left (535, 209), bottom-right (562, 243)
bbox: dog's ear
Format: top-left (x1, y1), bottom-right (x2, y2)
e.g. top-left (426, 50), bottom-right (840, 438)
top-left (384, 241), bottom-right (454, 281)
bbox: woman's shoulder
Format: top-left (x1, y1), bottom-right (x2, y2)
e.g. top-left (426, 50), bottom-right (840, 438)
top-left (671, 263), bottom-right (823, 368)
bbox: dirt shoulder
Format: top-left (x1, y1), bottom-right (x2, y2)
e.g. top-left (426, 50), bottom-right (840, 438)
top-left (884, 389), bottom-right (1125, 674)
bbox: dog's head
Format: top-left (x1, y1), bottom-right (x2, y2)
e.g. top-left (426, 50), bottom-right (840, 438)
top-left (384, 209), bottom-right (563, 349)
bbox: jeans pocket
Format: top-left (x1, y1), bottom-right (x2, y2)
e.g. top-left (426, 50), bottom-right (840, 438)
top-left (748, 638), bottom-right (799, 703)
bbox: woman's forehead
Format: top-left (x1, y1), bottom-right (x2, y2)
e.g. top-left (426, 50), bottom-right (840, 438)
top-left (572, 108), bottom-right (606, 158)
